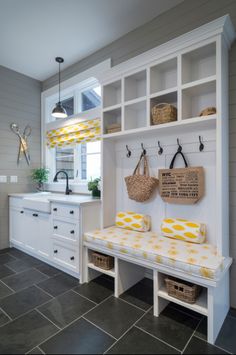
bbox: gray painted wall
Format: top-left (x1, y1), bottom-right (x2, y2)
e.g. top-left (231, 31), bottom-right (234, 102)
top-left (43, 0), bottom-right (236, 307)
top-left (0, 65), bottom-right (41, 249)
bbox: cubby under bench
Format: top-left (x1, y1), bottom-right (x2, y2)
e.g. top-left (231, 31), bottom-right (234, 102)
top-left (82, 227), bottom-right (232, 345)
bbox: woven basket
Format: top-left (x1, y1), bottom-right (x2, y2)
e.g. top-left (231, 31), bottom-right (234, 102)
top-left (165, 277), bottom-right (201, 304)
top-left (107, 123), bottom-right (121, 134)
top-left (199, 107), bottom-right (216, 117)
top-left (152, 103), bottom-right (177, 125)
top-left (92, 252), bottom-right (114, 270)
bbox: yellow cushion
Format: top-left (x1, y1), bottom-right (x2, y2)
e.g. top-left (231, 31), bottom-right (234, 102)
top-left (84, 227), bottom-right (225, 280)
top-left (161, 218), bottom-right (206, 244)
top-left (116, 211), bottom-right (151, 232)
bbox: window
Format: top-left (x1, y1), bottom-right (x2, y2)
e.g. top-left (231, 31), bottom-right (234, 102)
top-left (81, 86), bottom-right (101, 112)
top-left (78, 141), bottom-right (101, 181)
top-left (55, 148), bottom-right (74, 180)
top-left (61, 97), bottom-right (74, 117)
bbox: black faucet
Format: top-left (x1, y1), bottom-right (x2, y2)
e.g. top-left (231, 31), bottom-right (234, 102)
top-left (53, 171), bottom-right (72, 195)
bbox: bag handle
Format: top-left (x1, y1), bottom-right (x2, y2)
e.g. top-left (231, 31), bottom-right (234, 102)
top-left (169, 151), bottom-right (188, 169)
top-left (133, 153), bottom-right (150, 177)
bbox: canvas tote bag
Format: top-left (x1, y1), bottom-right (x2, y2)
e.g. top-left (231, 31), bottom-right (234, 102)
top-left (159, 150), bottom-right (204, 204)
top-left (125, 154), bottom-right (159, 202)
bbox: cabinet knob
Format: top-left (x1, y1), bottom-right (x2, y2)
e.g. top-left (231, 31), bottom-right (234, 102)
top-left (54, 226), bottom-right (58, 230)
top-left (54, 250), bottom-right (58, 254)
top-left (20, 211), bottom-right (24, 214)
top-left (33, 213), bottom-right (38, 217)
top-left (53, 208), bottom-right (57, 212)
top-left (70, 230), bottom-right (75, 234)
top-left (70, 256), bottom-right (75, 261)
top-left (70, 210), bottom-right (74, 215)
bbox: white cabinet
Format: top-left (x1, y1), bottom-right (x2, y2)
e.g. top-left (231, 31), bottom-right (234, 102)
top-left (9, 207), bottom-right (26, 248)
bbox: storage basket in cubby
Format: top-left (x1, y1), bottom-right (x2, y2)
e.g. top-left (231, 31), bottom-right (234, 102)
top-left (92, 252), bottom-right (114, 270)
top-left (151, 103), bottom-right (177, 125)
top-left (165, 277), bottom-right (201, 304)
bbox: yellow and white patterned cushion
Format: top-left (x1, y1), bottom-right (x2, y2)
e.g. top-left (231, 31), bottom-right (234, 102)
top-left (84, 227), bottom-right (225, 280)
top-left (115, 211), bottom-right (151, 232)
top-left (161, 218), bottom-right (206, 244)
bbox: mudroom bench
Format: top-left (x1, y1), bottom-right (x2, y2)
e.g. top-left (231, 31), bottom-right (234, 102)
top-left (83, 227), bottom-right (232, 345)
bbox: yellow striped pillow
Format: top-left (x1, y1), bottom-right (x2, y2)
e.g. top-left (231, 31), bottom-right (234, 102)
top-left (116, 212), bottom-right (151, 232)
top-left (161, 218), bottom-right (206, 244)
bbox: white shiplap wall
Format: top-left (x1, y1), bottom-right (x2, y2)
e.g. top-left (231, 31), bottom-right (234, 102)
top-left (43, 0), bottom-right (236, 307)
top-left (0, 65), bottom-right (41, 249)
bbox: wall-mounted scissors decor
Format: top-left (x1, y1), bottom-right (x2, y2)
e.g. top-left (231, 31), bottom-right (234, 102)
top-left (10, 123), bottom-right (32, 165)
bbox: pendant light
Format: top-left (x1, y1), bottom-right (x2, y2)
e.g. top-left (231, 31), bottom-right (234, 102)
top-left (52, 57), bottom-right (68, 119)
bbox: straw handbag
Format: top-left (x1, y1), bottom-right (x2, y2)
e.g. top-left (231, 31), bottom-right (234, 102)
top-left (125, 154), bottom-right (159, 202)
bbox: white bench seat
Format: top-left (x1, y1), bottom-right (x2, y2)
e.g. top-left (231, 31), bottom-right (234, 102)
top-left (84, 226), bottom-right (227, 281)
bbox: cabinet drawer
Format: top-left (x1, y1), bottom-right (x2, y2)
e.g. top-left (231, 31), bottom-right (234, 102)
top-left (52, 204), bottom-right (79, 220)
top-left (52, 219), bottom-right (79, 242)
top-left (9, 197), bottom-right (23, 209)
top-left (52, 242), bottom-right (78, 271)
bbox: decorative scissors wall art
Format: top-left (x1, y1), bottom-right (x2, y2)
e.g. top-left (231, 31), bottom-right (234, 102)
top-left (10, 123), bottom-right (32, 165)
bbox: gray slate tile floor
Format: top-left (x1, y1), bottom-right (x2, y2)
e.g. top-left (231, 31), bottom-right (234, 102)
top-left (0, 247), bottom-right (234, 354)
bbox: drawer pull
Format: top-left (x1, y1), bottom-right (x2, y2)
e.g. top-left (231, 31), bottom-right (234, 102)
top-left (33, 213), bottom-right (38, 217)
top-left (54, 226), bottom-right (58, 230)
top-left (53, 208), bottom-right (58, 212)
top-left (70, 230), bottom-right (75, 234)
top-left (70, 210), bottom-right (74, 215)
top-left (20, 211), bottom-right (24, 214)
top-left (70, 256), bottom-right (75, 261)
top-left (54, 250), bottom-right (58, 254)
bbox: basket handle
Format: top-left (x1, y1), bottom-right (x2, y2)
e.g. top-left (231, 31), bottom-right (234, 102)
top-left (154, 103), bottom-right (171, 109)
top-left (169, 151), bottom-right (188, 169)
top-left (133, 153), bottom-right (150, 177)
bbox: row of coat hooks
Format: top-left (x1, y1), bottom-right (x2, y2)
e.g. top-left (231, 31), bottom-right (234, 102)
top-left (126, 136), bottom-right (204, 158)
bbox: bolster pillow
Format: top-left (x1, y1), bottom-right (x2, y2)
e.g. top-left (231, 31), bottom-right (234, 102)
top-left (161, 218), bottom-right (206, 244)
top-left (116, 211), bottom-right (151, 232)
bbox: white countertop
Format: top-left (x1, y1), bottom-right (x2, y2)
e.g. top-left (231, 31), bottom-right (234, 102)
top-left (9, 192), bottom-right (101, 206)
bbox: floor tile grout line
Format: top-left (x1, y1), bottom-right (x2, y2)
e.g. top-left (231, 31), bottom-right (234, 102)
top-left (118, 296), bottom-right (152, 313)
top-left (32, 266), bottom-right (57, 279)
top-left (0, 263), bottom-right (18, 274)
top-left (26, 346), bottom-right (46, 355)
top-left (35, 309), bottom-right (61, 331)
top-left (82, 317), bottom-right (117, 341)
top-left (0, 278), bottom-right (16, 293)
top-left (103, 306), bottom-right (154, 355)
top-left (135, 325), bottom-right (182, 354)
top-left (71, 289), bottom-right (97, 306)
top-left (181, 317), bottom-right (203, 354)
top-left (193, 334), bottom-right (233, 355)
top-left (0, 305), bottom-right (12, 324)
top-left (32, 294), bottom-right (115, 352)
top-left (33, 283), bottom-right (56, 299)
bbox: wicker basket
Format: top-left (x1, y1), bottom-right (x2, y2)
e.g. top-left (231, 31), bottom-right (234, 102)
top-left (92, 252), bottom-right (114, 270)
top-left (107, 123), bottom-right (121, 134)
top-left (151, 103), bottom-right (177, 125)
top-left (165, 277), bottom-right (201, 304)
top-left (199, 107), bottom-right (216, 117)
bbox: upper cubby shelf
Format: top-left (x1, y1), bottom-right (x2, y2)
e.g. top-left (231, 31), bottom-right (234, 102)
top-left (103, 80), bottom-right (121, 109)
top-left (182, 43), bottom-right (216, 85)
top-left (150, 57), bottom-right (177, 94)
top-left (124, 70), bottom-right (147, 102)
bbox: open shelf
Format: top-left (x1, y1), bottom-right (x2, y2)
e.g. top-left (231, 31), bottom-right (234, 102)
top-left (103, 107), bottom-right (122, 134)
top-left (103, 80), bottom-right (122, 108)
top-left (182, 80), bottom-right (216, 120)
top-left (150, 57), bottom-right (177, 94)
top-left (124, 100), bottom-right (147, 131)
top-left (158, 286), bottom-right (208, 316)
top-left (88, 262), bottom-right (115, 278)
top-left (182, 42), bottom-right (216, 84)
top-left (124, 70), bottom-right (147, 101)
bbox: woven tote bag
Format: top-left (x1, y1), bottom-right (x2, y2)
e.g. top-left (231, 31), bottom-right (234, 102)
top-left (125, 154), bottom-right (159, 202)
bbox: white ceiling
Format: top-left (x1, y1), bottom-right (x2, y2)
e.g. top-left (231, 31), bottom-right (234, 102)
top-left (0, 0), bottom-right (183, 81)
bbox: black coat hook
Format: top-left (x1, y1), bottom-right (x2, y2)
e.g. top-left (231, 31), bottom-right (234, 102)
top-left (158, 141), bottom-right (163, 155)
top-left (126, 145), bottom-right (131, 158)
top-left (177, 138), bottom-right (182, 152)
top-left (141, 143), bottom-right (147, 155)
top-left (199, 136), bottom-right (204, 152)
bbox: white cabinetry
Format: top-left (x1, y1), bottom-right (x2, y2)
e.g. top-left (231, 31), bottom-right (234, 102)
top-left (9, 196), bottom-right (101, 279)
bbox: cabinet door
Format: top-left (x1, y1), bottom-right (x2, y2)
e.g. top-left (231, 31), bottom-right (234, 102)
top-left (37, 213), bottom-right (51, 259)
top-left (9, 207), bottom-right (26, 247)
top-left (24, 210), bottom-right (37, 253)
